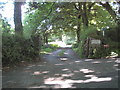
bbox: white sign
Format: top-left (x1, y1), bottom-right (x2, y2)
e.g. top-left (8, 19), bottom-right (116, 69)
top-left (91, 40), bottom-right (101, 45)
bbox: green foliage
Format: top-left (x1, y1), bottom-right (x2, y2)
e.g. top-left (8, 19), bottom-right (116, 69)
top-left (40, 44), bottom-right (60, 54)
top-left (2, 33), bottom-right (40, 67)
top-left (91, 47), bottom-right (111, 58)
top-left (104, 26), bottom-right (120, 56)
top-left (72, 43), bottom-right (79, 48)
top-left (105, 27), bottom-right (119, 43)
top-left (90, 4), bottom-right (116, 28)
top-left (1, 19), bottom-right (13, 33)
top-left (49, 44), bottom-right (60, 49)
top-left (23, 2), bottom-right (56, 39)
top-left (58, 50), bottom-right (65, 56)
top-left (72, 48), bottom-right (78, 53)
top-left (41, 48), bottom-right (53, 54)
top-left (77, 41), bottom-right (85, 58)
top-left (2, 2), bottom-right (119, 63)
top-left (77, 26), bottom-right (99, 58)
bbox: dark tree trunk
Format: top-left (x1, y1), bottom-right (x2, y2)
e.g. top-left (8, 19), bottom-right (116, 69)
top-left (74, 2), bottom-right (91, 58)
top-left (45, 33), bottom-right (48, 44)
top-left (43, 32), bottom-right (48, 45)
top-left (14, 2), bottom-right (23, 36)
top-left (82, 2), bottom-right (88, 27)
top-left (76, 27), bottom-right (80, 43)
top-left (82, 3), bottom-right (89, 58)
top-left (74, 3), bottom-right (82, 43)
top-left (76, 17), bottom-right (81, 43)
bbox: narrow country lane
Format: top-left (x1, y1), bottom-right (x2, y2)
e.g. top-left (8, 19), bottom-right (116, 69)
top-left (2, 48), bottom-right (119, 88)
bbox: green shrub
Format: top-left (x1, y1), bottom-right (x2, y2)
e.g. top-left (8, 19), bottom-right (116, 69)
top-left (89, 46), bottom-right (111, 59)
top-left (72, 43), bottom-right (79, 48)
top-left (2, 33), bottom-right (40, 67)
top-left (72, 48), bottom-right (78, 52)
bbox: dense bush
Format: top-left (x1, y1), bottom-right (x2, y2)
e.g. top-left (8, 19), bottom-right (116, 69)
top-left (90, 46), bottom-right (111, 58)
top-left (2, 34), bottom-right (40, 67)
top-left (104, 27), bottom-right (120, 57)
top-left (72, 43), bottom-right (79, 48)
top-left (88, 26), bottom-right (120, 58)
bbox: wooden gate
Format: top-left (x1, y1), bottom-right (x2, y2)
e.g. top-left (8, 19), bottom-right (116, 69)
top-left (84, 37), bottom-right (101, 58)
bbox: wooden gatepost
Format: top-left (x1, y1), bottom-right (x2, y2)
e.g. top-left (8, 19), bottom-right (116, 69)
top-left (84, 37), bottom-right (101, 58)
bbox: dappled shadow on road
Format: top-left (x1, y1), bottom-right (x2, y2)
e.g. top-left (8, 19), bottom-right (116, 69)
top-left (2, 49), bottom-right (119, 88)
top-left (25, 63), bottom-right (117, 88)
top-left (43, 76), bottom-right (112, 88)
top-left (27, 68), bottom-right (113, 88)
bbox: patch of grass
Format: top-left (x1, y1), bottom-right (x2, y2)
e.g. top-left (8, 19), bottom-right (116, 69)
top-left (72, 48), bottom-right (78, 52)
top-left (49, 44), bottom-right (60, 49)
top-left (40, 44), bottom-right (60, 54)
top-left (58, 50), bottom-right (65, 56)
top-left (40, 48), bottom-right (53, 54)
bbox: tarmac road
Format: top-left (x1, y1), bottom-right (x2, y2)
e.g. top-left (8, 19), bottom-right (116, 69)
top-left (2, 48), bottom-right (119, 88)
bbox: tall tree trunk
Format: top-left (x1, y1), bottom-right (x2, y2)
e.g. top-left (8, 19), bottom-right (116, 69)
top-left (76, 17), bottom-right (81, 43)
top-left (14, 2), bottom-right (23, 36)
top-left (74, 3), bottom-right (82, 43)
top-left (43, 32), bottom-right (48, 45)
top-left (82, 2), bottom-right (89, 27)
top-left (45, 33), bottom-right (48, 44)
top-left (74, 2), bottom-right (90, 58)
top-left (82, 2), bottom-right (89, 58)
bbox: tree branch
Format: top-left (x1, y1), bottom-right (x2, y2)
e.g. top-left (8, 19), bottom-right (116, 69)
top-left (74, 3), bottom-right (79, 11)
top-left (100, 2), bottom-right (117, 21)
top-left (88, 3), bottom-right (95, 12)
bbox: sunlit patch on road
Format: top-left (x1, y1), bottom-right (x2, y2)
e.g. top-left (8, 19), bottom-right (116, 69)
top-left (62, 73), bottom-right (74, 77)
top-left (62, 68), bottom-right (69, 71)
top-left (32, 71), bottom-right (41, 75)
top-left (84, 75), bottom-right (96, 78)
top-left (84, 59), bottom-right (93, 62)
top-left (64, 52), bottom-right (69, 55)
top-left (55, 63), bottom-right (63, 66)
top-left (60, 57), bottom-right (68, 61)
top-left (42, 71), bottom-right (49, 74)
top-left (75, 61), bottom-right (81, 63)
top-left (92, 61), bottom-right (101, 64)
top-left (44, 76), bottom-right (112, 88)
top-left (84, 77), bottom-right (112, 83)
top-left (80, 69), bottom-right (94, 74)
top-left (114, 64), bottom-right (118, 67)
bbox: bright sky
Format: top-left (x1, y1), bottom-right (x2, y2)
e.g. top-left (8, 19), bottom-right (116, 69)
top-left (0, 1), bottom-right (28, 28)
top-left (0, 2), bottom-right (14, 27)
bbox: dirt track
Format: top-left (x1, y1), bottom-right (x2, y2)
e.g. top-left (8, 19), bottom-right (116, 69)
top-left (2, 48), bottom-right (119, 88)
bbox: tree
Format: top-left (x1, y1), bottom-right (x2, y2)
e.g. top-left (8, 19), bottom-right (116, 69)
top-left (100, 2), bottom-right (120, 25)
top-left (23, 2), bottom-right (119, 58)
top-left (24, 2), bottom-right (56, 44)
top-left (14, 1), bottom-right (23, 35)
